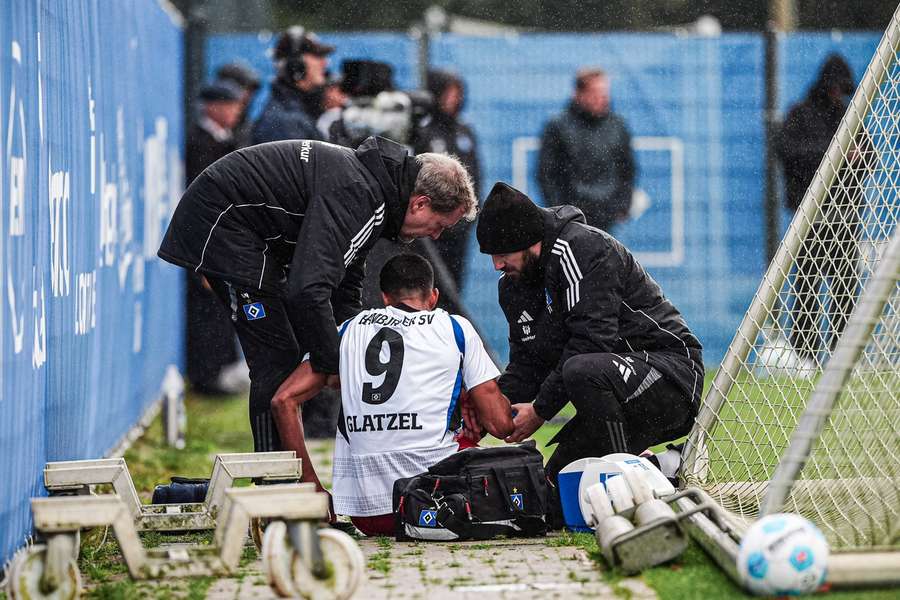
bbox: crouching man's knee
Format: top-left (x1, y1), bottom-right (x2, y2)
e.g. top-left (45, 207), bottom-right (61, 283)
top-left (562, 353), bottom-right (625, 413)
top-left (562, 354), bottom-right (600, 390)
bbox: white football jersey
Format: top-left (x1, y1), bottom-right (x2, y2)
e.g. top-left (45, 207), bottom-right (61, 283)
top-left (332, 304), bottom-right (500, 516)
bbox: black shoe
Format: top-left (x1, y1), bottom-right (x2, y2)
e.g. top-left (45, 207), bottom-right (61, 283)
top-left (152, 477), bottom-right (210, 504)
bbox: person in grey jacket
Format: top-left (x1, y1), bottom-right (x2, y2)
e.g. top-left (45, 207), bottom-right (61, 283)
top-left (538, 68), bottom-right (635, 232)
top-left (252, 26), bottom-right (332, 144)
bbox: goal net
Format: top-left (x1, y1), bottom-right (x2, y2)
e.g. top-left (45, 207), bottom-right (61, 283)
top-left (681, 5), bottom-right (900, 569)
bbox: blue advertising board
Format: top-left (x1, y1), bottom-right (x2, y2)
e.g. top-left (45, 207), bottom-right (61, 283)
top-left (0, 0), bottom-right (184, 563)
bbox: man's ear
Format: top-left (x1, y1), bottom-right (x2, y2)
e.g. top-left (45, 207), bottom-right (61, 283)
top-left (410, 195), bottom-right (430, 213)
top-left (428, 288), bottom-right (440, 310)
top-left (381, 292), bottom-right (392, 308)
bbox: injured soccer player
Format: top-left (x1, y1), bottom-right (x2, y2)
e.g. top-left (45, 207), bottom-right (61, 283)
top-left (270, 253), bottom-right (514, 535)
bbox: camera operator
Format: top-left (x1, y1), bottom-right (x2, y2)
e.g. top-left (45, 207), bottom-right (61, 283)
top-left (252, 26), bottom-right (333, 144)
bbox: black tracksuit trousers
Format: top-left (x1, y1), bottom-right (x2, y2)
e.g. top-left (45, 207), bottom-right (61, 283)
top-left (185, 272), bottom-right (238, 392)
top-left (543, 351), bottom-right (696, 482)
top-left (206, 277), bottom-right (339, 452)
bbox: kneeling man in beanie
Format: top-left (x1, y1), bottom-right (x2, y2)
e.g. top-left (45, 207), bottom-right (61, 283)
top-left (475, 182), bottom-right (704, 484)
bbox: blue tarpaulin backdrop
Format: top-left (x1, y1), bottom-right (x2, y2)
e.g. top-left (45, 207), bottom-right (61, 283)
top-left (205, 30), bottom-right (879, 364)
top-left (0, 0), bottom-right (184, 563)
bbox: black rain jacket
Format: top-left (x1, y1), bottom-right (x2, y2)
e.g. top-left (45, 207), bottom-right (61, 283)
top-left (497, 206), bottom-right (704, 420)
top-left (411, 70), bottom-right (482, 297)
top-left (158, 136), bottom-right (418, 374)
top-left (777, 55), bottom-right (854, 212)
top-left (185, 120), bottom-right (237, 184)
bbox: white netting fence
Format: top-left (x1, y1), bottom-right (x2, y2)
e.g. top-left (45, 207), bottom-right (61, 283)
top-left (683, 8), bottom-right (900, 553)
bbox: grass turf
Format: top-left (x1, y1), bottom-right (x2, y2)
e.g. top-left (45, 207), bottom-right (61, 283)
top-left (19, 383), bottom-right (893, 600)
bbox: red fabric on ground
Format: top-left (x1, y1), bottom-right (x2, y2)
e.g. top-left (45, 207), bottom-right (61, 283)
top-left (351, 514), bottom-right (395, 536)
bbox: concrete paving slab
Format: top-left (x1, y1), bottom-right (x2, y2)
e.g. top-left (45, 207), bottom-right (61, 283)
top-left (205, 440), bottom-right (659, 600)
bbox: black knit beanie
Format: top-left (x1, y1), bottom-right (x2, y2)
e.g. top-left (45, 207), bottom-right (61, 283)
top-left (476, 182), bottom-right (544, 254)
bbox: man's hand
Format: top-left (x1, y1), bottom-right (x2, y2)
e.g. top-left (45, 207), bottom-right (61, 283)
top-left (309, 479), bottom-right (337, 524)
top-left (324, 489), bottom-right (336, 524)
top-left (504, 402), bottom-right (544, 443)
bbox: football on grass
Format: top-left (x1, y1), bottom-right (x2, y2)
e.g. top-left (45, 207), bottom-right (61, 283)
top-left (737, 513), bottom-right (829, 596)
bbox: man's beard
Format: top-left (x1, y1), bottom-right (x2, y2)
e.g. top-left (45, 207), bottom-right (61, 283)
top-left (505, 249), bottom-right (542, 283)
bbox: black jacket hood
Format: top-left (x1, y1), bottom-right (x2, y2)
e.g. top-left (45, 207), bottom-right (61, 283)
top-left (539, 205), bottom-right (586, 262)
top-left (808, 53), bottom-right (854, 105)
top-left (355, 136), bottom-right (420, 241)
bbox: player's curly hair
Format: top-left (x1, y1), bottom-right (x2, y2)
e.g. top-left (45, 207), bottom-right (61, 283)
top-left (413, 153), bottom-right (477, 222)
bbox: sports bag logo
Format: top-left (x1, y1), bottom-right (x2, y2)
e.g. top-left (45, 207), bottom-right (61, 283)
top-left (510, 487), bottom-right (524, 510)
top-left (418, 509), bottom-right (438, 527)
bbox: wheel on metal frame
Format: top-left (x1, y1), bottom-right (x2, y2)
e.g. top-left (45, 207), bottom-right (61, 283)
top-left (7, 544), bottom-right (81, 600)
top-left (289, 528), bottom-right (364, 600)
top-left (262, 521), bottom-right (295, 597)
top-left (262, 522), bottom-right (364, 599)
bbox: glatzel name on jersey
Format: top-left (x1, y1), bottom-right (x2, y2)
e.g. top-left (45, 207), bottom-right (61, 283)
top-left (356, 313), bottom-right (436, 327)
top-left (345, 412), bottom-right (424, 433)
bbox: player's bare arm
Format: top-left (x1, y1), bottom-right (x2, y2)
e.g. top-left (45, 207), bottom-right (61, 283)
top-left (271, 361), bottom-right (327, 489)
top-left (467, 379), bottom-right (515, 439)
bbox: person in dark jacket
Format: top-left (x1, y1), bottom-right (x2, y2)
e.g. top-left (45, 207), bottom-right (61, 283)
top-left (184, 81), bottom-right (244, 395)
top-left (476, 183), bottom-right (703, 482)
top-left (252, 26), bottom-right (333, 144)
top-left (216, 62), bottom-right (261, 148)
top-left (186, 82), bottom-right (242, 183)
top-left (777, 54), bottom-right (865, 362)
top-left (412, 70), bottom-right (482, 307)
top-left (538, 68), bottom-right (635, 232)
top-left (415, 70), bottom-right (481, 192)
top-left (159, 136), bottom-right (476, 496)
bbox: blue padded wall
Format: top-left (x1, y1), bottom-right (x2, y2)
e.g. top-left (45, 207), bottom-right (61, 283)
top-left (0, 0), bottom-right (184, 563)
